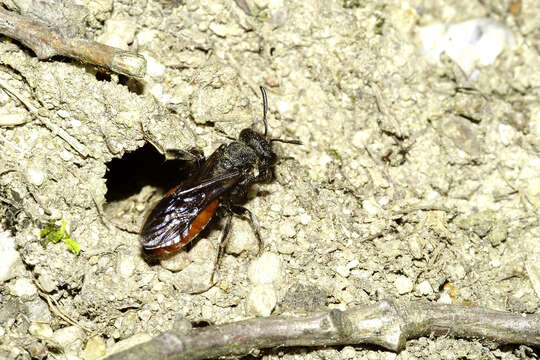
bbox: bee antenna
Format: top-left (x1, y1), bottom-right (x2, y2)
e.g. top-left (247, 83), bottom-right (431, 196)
top-left (271, 138), bottom-right (302, 145)
top-left (260, 86), bottom-right (268, 137)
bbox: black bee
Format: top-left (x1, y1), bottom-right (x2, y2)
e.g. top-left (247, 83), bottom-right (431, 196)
top-left (140, 87), bottom-right (301, 263)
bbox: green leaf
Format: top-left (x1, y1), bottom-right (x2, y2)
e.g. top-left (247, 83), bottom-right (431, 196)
top-left (40, 220), bottom-right (80, 255)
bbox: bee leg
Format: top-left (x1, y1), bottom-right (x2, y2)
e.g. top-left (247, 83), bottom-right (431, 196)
top-left (231, 205), bottom-right (263, 256)
top-left (211, 210), bottom-right (233, 283)
top-left (164, 148), bottom-right (204, 163)
top-left (140, 122), bottom-right (203, 163)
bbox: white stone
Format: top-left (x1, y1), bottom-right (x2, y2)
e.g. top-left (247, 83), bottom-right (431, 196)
top-left (299, 213), bottom-right (311, 225)
top-left (141, 53), bottom-right (166, 78)
top-left (248, 252), bottom-right (282, 284)
top-left (335, 264), bottom-right (350, 278)
top-left (417, 18), bottom-right (516, 75)
top-left (0, 231), bottom-right (21, 282)
top-left (246, 284), bottom-right (277, 316)
top-left (226, 220), bottom-right (258, 255)
top-left (160, 251), bottom-right (191, 272)
top-left (498, 123), bottom-right (516, 146)
top-left (362, 198), bottom-right (380, 215)
top-left (27, 167), bottom-right (45, 186)
top-left (346, 259), bottom-right (360, 270)
top-left (394, 275), bottom-right (413, 295)
top-left (10, 278), bottom-right (37, 297)
top-left (52, 326), bottom-right (85, 349)
top-left (116, 254), bottom-right (136, 278)
top-left (82, 336), bottom-right (106, 360)
top-left (417, 280), bottom-right (433, 295)
top-left (57, 110), bottom-right (70, 118)
top-left (96, 20), bottom-right (136, 50)
top-left (352, 130), bottom-right (371, 148)
top-left (29, 323), bottom-right (53, 338)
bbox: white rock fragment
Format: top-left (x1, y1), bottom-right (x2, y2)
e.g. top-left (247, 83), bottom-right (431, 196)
top-left (116, 254), bottom-right (136, 278)
top-left (299, 213), bottom-right (311, 225)
top-left (29, 323), bottom-right (53, 338)
top-left (362, 198), bottom-right (380, 216)
top-left (10, 278), bottom-right (37, 297)
top-left (52, 325), bottom-right (85, 351)
top-left (82, 336), bottom-right (106, 360)
top-left (226, 220), bottom-right (258, 255)
top-left (417, 280), bottom-right (433, 296)
top-left (248, 252), bottom-right (282, 285)
top-left (160, 251), bottom-right (191, 272)
top-left (96, 20), bottom-right (136, 50)
top-left (27, 167), bottom-right (45, 186)
top-left (246, 284), bottom-right (277, 317)
top-left (141, 53), bottom-right (166, 78)
top-left (335, 264), bottom-right (350, 278)
top-left (394, 275), bottom-right (413, 295)
top-left (0, 230), bottom-right (21, 282)
top-left (417, 18), bottom-right (516, 75)
top-left (352, 130), bottom-right (371, 148)
top-left (498, 123), bottom-right (516, 145)
top-left (38, 273), bottom-right (57, 293)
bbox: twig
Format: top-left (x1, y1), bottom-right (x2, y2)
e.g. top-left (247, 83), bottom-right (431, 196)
top-left (0, 7), bottom-right (146, 78)
top-left (104, 300), bottom-right (540, 359)
top-left (0, 78), bottom-right (89, 157)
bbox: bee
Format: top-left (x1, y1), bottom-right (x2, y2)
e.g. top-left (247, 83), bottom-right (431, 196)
top-left (140, 87), bottom-right (301, 265)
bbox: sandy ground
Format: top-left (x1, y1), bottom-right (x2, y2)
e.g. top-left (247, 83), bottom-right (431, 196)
top-left (0, 0), bottom-right (539, 359)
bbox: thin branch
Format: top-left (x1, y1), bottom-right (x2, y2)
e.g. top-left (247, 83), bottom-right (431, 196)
top-left (104, 300), bottom-right (540, 360)
top-left (0, 78), bottom-right (89, 157)
top-left (0, 6), bottom-right (146, 78)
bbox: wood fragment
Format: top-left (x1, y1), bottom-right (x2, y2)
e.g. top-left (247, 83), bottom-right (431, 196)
top-left (104, 300), bottom-right (540, 359)
top-left (0, 7), bottom-right (146, 78)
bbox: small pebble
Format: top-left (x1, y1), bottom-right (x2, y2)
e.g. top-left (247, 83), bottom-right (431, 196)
top-left (394, 275), bottom-right (413, 295)
top-left (248, 252), bottom-right (282, 284)
top-left (299, 213), bottom-right (311, 225)
top-left (446, 263), bottom-right (466, 280)
top-left (10, 278), bottom-right (37, 297)
top-left (280, 220), bottom-right (296, 238)
top-left (417, 18), bottom-right (516, 75)
top-left (38, 273), bottom-right (57, 293)
top-left (97, 20), bottom-right (136, 49)
top-left (116, 254), bottom-right (136, 278)
top-left (417, 280), bottom-right (433, 295)
top-left (160, 251), bottom-right (191, 272)
top-left (142, 53), bottom-right (166, 78)
top-left (246, 284), bottom-right (277, 317)
top-left (341, 346), bottom-right (357, 359)
top-left (335, 264), bottom-right (350, 278)
top-left (27, 167), bottom-right (45, 186)
top-left (29, 323), bottom-right (53, 338)
top-left (226, 221), bottom-right (258, 255)
top-left (82, 336), bottom-right (106, 360)
top-left (0, 231), bottom-right (21, 282)
top-left (57, 110), bottom-right (70, 118)
top-left (53, 326), bottom-right (85, 352)
top-left (362, 198), bottom-right (380, 215)
top-left (188, 238), bottom-right (216, 263)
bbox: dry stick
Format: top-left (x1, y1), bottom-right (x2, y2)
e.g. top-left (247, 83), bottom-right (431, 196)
top-left (0, 79), bottom-right (89, 157)
top-left (0, 7), bottom-right (146, 78)
top-left (105, 300), bottom-right (540, 360)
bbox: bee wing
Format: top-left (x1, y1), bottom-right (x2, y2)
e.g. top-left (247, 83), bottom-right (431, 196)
top-left (140, 171), bottom-right (243, 250)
